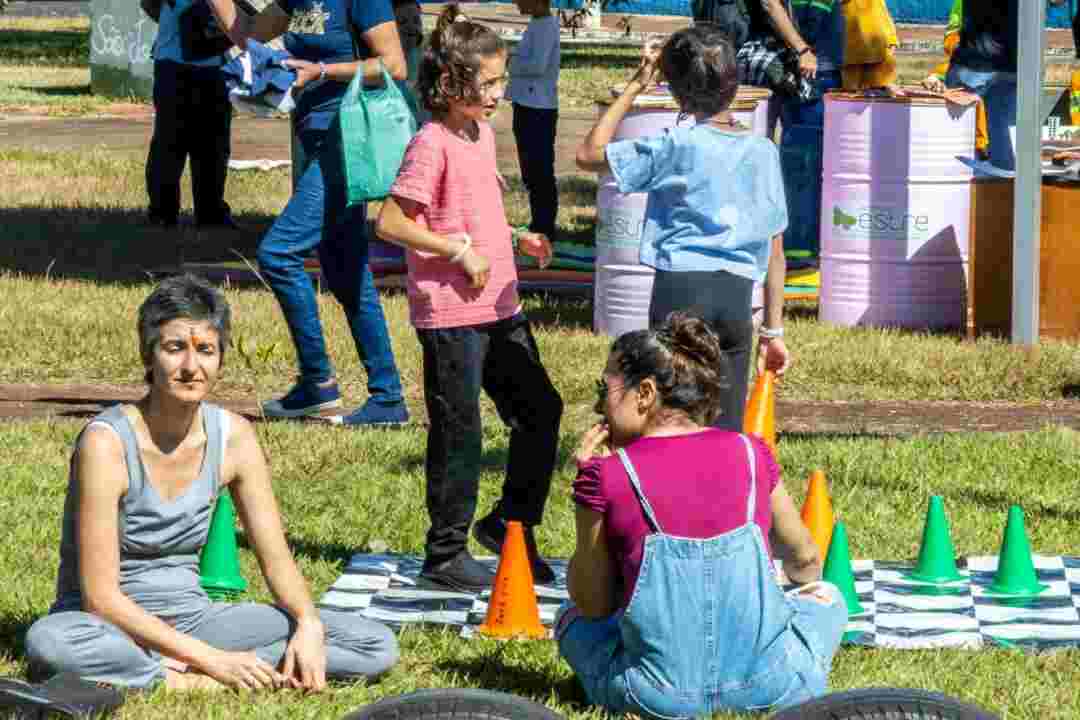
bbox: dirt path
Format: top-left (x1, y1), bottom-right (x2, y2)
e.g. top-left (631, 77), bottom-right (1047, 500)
top-left (3, 383), bottom-right (1079, 436)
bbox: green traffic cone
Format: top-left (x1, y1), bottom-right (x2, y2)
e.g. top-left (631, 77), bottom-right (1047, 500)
top-left (822, 521), bottom-right (865, 616)
top-left (200, 491), bottom-right (247, 600)
top-left (906, 496), bottom-right (966, 584)
top-left (987, 506), bottom-right (1047, 596)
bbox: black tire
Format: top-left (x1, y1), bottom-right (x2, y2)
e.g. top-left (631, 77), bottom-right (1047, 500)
top-left (771, 687), bottom-right (1000, 720)
top-left (343, 689), bottom-right (567, 720)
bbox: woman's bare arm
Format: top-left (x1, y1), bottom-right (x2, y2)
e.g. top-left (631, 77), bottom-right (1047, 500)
top-left (768, 482), bottom-right (822, 585)
top-left (206, 0), bottom-right (290, 46)
top-left (567, 507), bottom-right (618, 617)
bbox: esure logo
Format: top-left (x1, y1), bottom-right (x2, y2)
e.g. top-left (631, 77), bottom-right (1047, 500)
top-left (832, 205), bottom-right (930, 240)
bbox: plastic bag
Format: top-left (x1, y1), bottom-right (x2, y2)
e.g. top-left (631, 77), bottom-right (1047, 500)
top-left (339, 62), bottom-right (418, 205)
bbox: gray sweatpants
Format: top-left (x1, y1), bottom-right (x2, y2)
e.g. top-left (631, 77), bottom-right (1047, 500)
top-left (24, 602), bottom-right (398, 689)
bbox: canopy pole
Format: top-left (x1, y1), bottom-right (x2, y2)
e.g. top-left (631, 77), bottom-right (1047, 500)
top-left (1012, 0), bottom-right (1047, 344)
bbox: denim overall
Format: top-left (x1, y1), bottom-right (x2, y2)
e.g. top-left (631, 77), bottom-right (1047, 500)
top-left (557, 435), bottom-right (848, 718)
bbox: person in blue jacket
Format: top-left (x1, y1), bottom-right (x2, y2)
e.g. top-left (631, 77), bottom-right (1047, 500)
top-left (207, 0), bottom-right (410, 426)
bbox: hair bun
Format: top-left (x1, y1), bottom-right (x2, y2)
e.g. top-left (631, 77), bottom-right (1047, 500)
top-left (662, 312), bottom-right (723, 369)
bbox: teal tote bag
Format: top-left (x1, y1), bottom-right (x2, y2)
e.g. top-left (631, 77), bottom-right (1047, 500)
top-left (340, 62), bottom-right (418, 205)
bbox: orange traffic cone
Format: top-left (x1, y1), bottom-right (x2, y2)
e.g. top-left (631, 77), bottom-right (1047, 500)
top-left (744, 370), bottom-right (776, 453)
top-left (477, 521), bottom-right (547, 639)
top-left (801, 470), bottom-right (835, 561)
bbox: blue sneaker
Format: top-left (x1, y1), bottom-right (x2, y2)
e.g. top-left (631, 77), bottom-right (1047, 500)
top-left (262, 378), bottom-right (342, 418)
top-left (338, 399), bottom-right (409, 428)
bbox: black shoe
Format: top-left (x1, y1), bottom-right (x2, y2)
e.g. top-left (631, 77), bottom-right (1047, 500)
top-left (195, 212), bottom-right (245, 232)
top-left (418, 551), bottom-right (495, 593)
top-left (473, 513), bottom-right (557, 585)
top-left (0, 672), bottom-right (125, 719)
top-left (146, 214), bottom-right (178, 229)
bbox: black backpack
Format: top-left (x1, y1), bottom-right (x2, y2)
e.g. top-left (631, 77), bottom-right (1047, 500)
top-left (691, 0), bottom-right (752, 51)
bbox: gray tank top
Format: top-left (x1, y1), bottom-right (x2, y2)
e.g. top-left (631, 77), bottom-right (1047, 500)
top-left (52, 403), bottom-right (228, 619)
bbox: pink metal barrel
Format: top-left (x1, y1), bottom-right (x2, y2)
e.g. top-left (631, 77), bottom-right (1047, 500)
top-left (594, 87), bottom-right (772, 337)
top-left (819, 93), bottom-right (976, 329)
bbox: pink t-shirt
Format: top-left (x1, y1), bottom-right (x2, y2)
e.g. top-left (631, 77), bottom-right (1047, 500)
top-left (573, 430), bottom-right (780, 609)
top-left (389, 121), bottom-right (522, 329)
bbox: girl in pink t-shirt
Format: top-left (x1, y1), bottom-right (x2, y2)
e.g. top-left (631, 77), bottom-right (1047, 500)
top-left (375, 4), bottom-right (563, 594)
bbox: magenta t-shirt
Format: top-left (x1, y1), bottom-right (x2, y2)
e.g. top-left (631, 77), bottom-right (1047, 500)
top-left (573, 430), bottom-right (780, 609)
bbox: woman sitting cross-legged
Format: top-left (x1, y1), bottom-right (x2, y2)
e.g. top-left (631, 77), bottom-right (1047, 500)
top-left (556, 312), bottom-right (847, 718)
top-left (24, 274), bottom-right (398, 691)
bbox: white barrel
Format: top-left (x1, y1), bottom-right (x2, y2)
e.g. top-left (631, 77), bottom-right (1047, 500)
top-left (593, 264), bottom-right (656, 339)
top-left (819, 94), bottom-right (976, 329)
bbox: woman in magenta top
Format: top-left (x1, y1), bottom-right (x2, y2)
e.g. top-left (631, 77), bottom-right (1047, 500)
top-left (556, 312), bottom-right (848, 718)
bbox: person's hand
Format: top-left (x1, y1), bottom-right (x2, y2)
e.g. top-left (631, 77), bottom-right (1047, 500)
top-left (283, 59), bottom-right (322, 90)
top-left (460, 249), bottom-right (491, 289)
top-left (629, 39), bottom-right (662, 91)
top-left (281, 619), bottom-right (327, 692)
top-left (201, 649), bottom-right (287, 691)
top-left (575, 422), bottom-right (612, 467)
top-left (518, 232), bottom-right (552, 269)
top-left (757, 336), bottom-right (791, 376)
top-left (797, 49), bottom-right (817, 80)
top-left (922, 73), bottom-right (946, 93)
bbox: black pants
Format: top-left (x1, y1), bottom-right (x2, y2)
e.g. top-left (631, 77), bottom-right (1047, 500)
top-left (1074, 9), bottom-right (1080, 58)
top-left (512, 103), bottom-right (559, 238)
top-left (649, 269), bottom-right (754, 432)
top-left (146, 60), bottom-right (232, 225)
top-left (417, 313), bottom-right (563, 566)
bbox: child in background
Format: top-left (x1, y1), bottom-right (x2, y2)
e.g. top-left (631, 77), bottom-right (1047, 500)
top-left (922, 0), bottom-right (989, 159)
top-left (577, 25), bottom-right (791, 433)
top-left (375, 5), bottom-right (563, 593)
top-left (508, 0), bottom-right (561, 242)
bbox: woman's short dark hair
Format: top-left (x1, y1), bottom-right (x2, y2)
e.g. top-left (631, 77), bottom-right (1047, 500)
top-left (417, 3), bottom-right (506, 115)
top-left (660, 24), bottom-right (739, 117)
top-left (137, 274), bottom-right (231, 383)
top-left (610, 312), bottom-right (729, 425)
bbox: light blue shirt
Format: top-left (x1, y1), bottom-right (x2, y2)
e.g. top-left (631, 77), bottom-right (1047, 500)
top-left (607, 125), bottom-right (788, 282)
top-left (154, 0), bottom-right (227, 67)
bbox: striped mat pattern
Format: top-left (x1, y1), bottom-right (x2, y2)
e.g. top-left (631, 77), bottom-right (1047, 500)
top-left (320, 553), bottom-right (1080, 651)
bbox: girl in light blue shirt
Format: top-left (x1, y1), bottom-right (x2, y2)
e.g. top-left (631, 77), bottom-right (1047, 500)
top-left (577, 25), bottom-right (790, 431)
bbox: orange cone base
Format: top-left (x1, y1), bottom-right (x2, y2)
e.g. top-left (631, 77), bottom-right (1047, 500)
top-left (476, 521), bottom-right (548, 640)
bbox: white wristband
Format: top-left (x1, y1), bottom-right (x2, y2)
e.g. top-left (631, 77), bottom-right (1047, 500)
top-left (759, 326), bottom-right (784, 339)
top-left (450, 234), bottom-right (472, 264)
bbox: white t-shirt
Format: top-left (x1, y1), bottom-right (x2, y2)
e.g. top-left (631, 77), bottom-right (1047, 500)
top-left (507, 15), bottom-right (560, 109)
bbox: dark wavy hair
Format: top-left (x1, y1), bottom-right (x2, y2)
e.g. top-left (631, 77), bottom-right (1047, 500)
top-left (417, 4), bottom-right (507, 116)
top-left (660, 24), bottom-right (739, 117)
top-left (137, 273), bottom-right (231, 384)
top-left (610, 312), bottom-right (729, 425)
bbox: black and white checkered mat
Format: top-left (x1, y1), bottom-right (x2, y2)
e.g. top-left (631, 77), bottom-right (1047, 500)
top-left (319, 553), bottom-right (1080, 650)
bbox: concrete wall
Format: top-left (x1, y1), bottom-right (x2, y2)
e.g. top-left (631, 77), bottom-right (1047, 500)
top-left (89, 0), bottom-right (156, 98)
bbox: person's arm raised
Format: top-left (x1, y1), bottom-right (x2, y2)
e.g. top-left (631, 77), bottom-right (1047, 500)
top-left (206, 0), bottom-right (290, 47)
top-left (225, 414), bottom-right (327, 691)
top-left (567, 508), bottom-right (618, 618)
top-left (577, 40), bottom-right (661, 173)
top-left (75, 425), bottom-right (283, 691)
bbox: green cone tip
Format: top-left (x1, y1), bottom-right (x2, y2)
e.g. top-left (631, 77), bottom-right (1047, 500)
top-left (822, 521), bottom-right (865, 616)
top-left (987, 506), bottom-right (1047, 596)
top-left (199, 493), bottom-right (248, 598)
top-left (906, 495), bottom-right (966, 584)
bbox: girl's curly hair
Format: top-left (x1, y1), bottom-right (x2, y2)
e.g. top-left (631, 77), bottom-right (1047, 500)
top-left (417, 4), bottom-right (507, 116)
top-left (660, 24), bottom-right (739, 117)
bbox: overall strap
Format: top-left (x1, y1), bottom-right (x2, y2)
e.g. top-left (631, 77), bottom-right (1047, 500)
top-left (740, 434), bottom-right (757, 525)
top-left (616, 448), bottom-right (663, 534)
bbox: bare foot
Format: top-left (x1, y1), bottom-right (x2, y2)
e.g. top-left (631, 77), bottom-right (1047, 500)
top-left (164, 669), bottom-right (226, 691)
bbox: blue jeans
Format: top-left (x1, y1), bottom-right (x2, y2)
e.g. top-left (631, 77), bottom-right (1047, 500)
top-left (257, 121), bottom-right (403, 403)
top-left (945, 66), bottom-right (1018, 172)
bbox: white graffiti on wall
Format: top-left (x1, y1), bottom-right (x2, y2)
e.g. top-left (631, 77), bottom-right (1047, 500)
top-left (91, 13), bottom-right (155, 65)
